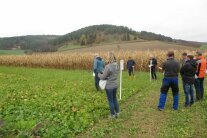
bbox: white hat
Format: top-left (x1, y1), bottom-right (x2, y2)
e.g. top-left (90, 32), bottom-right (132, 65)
top-left (94, 53), bottom-right (99, 57)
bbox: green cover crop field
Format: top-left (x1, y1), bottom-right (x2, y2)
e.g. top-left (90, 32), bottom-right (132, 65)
top-left (0, 66), bottom-right (207, 137)
top-left (0, 50), bottom-right (24, 55)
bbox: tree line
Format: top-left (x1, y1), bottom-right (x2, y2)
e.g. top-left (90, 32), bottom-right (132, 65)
top-left (0, 35), bottom-right (59, 52)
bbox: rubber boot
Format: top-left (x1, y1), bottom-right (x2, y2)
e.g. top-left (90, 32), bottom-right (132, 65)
top-left (173, 94), bottom-right (179, 110)
top-left (158, 93), bottom-right (167, 110)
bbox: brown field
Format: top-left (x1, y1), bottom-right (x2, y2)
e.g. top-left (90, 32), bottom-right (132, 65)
top-left (0, 41), bottom-right (202, 71)
top-left (0, 50), bottom-right (200, 71)
top-left (60, 41), bottom-right (199, 53)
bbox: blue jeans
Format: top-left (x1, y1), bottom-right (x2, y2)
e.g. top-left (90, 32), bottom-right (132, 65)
top-left (184, 83), bottom-right (194, 106)
top-left (106, 88), bottom-right (119, 115)
top-left (194, 78), bottom-right (204, 100)
top-left (158, 77), bottom-right (179, 110)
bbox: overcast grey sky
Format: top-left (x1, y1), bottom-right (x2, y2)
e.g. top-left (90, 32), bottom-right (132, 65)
top-left (0, 0), bottom-right (206, 41)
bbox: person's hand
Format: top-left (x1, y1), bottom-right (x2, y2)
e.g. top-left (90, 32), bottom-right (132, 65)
top-left (158, 67), bottom-right (163, 70)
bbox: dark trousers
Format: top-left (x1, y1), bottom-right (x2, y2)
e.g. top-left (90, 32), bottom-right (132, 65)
top-left (183, 82), bottom-right (194, 106)
top-left (106, 88), bottom-right (119, 115)
top-left (150, 66), bottom-right (157, 80)
top-left (194, 78), bottom-right (204, 100)
top-left (128, 68), bottom-right (134, 76)
top-left (95, 72), bottom-right (100, 91)
top-left (158, 77), bottom-right (179, 110)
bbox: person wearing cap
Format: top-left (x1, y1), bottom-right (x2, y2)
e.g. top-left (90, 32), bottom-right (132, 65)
top-left (93, 53), bottom-right (105, 91)
top-left (127, 57), bottom-right (136, 79)
top-left (149, 55), bottom-right (158, 80)
top-left (180, 54), bottom-right (197, 107)
top-left (194, 51), bottom-right (206, 101)
top-left (158, 51), bottom-right (180, 111)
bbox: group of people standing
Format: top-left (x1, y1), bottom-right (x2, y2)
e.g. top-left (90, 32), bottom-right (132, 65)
top-left (93, 51), bottom-right (206, 118)
top-left (157, 51), bottom-right (206, 110)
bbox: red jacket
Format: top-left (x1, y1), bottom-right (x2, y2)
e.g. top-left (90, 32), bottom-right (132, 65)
top-left (195, 56), bottom-right (206, 78)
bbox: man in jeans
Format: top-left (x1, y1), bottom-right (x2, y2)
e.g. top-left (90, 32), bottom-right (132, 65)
top-left (158, 51), bottom-right (180, 111)
top-left (180, 54), bottom-right (197, 107)
top-left (194, 52), bottom-right (206, 101)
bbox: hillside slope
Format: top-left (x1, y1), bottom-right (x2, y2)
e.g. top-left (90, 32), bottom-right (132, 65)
top-left (60, 41), bottom-right (198, 53)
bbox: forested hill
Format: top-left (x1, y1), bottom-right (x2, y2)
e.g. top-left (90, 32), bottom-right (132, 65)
top-left (51, 24), bottom-right (177, 46)
top-left (0, 24), bottom-right (201, 52)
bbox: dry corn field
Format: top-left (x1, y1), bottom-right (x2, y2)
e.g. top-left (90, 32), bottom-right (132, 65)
top-left (0, 50), bottom-right (204, 71)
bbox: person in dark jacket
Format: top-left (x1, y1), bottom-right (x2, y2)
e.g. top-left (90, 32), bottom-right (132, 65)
top-left (180, 54), bottom-right (197, 107)
top-left (181, 52), bottom-right (188, 101)
top-left (93, 54), bottom-right (105, 91)
top-left (158, 51), bottom-right (180, 111)
top-left (127, 57), bottom-right (136, 79)
top-left (149, 55), bottom-right (158, 80)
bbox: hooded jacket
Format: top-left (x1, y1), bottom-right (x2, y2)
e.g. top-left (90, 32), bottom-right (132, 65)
top-left (180, 59), bottom-right (197, 84)
top-left (93, 57), bottom-right (105, 73)
top-left (149, 58), bottom-right (157, 68)
top-left (127, 59), bottom-right (136, 70)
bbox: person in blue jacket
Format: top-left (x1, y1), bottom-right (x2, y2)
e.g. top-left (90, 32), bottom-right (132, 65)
top-left (93, 53), bottom-right (105, 91)
top-left (158, 51), bottom-right (180, 111)
top-left (127, 57), bottom-right (136, 79)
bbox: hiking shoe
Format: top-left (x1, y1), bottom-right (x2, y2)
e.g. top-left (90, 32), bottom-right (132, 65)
top-left (115, 113), bottom-right (121, 118)
top-left (108, 115), bottom-right (116, 119)
top-left (190, 102), bottom-right (194, 106)
top-left (184, 104), bottom-right (190, 108)
top-left (157, 108), bottom-right (163, 111)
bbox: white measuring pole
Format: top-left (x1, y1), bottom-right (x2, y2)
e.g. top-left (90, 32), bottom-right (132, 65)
top-left (150, 60), bottom-right (152, 82)
top-left (120, 60), bottom-right (124, 100)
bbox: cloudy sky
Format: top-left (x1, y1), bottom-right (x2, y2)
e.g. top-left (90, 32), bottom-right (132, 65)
top-left (0, 0), bottom-right (206, 41)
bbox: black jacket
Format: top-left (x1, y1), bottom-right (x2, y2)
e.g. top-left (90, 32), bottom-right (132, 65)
top-left (149, 58), bottom-right (157, 68)
top-left (180, 60), bottom-right (197, 84)
top-left (127, 60), bottom-right (136, 69)
top-left (162, 58), bottom-right (180, 78)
